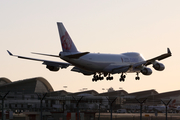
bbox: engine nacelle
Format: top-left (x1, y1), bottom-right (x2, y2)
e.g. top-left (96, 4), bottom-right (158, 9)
top-left (153, 62), bottom-right (165, 71)
top-left (46, 65), bottom-right (60, 72)
top-left (141, 67), bottom-right (152, 75)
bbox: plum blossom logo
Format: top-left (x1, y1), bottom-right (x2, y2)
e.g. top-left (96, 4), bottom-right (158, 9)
top-left (61, 32), bottom-right (72, 50)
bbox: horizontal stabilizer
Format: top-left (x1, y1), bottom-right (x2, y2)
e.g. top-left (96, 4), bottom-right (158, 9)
top-left (65, 52), bottom-right (89, 59)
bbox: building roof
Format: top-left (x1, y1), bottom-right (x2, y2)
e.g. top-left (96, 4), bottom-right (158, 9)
top-left (128, 89), bottom-right (159, 99)
top-left (47, 90), bottom-right (69, 97)
top-left (147, 90), bottom-right (180, 102)
top-left (68, 90), bottom-right (99, 96)
top-left (98, 90), bottom-right (128, 97)
top-left (158, 90), bottom-right (180, 98)
top-left (0, 77), bottom-right (54, 94)
top-left (0, 77), bottom-right (12, 85)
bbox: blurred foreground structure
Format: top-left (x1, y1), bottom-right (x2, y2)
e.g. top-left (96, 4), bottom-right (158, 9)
top-left (0, 77), bottom-right (180, 120)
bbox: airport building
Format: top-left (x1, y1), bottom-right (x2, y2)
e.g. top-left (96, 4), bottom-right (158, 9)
top-left (0, 77), bottom-right (180, 119)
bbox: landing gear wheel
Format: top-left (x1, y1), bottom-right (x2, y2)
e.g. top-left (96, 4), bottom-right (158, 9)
top-left (92, 73), bottom-right (105, 82)
top-left (92, 74), bottom-right (97, 82)
top-left (119, 78), bottom-right (124, 82)
top-left (106, 74), bottom-right (113, 81)
top-left (123, 75), bottom-right (126, 78)
top-left (135, 77), bottom-right (140, 80)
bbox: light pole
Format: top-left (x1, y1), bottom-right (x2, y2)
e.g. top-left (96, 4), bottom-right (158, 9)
top-left (161, 99), bottom-right (171, 120)
top-left (37, 93), bottom-right (47, 120)
top-left (72, 96), bottom-right (84, 120)
top-left (119, 87), bottom-right (123, 109)
top-left (98, 103), bottom-right (101, 120)
top-left (106, 97), bottom-right (117, 120)
top-left (1, 91), bottom-right (10, 120)
top-left (135, 98), bottom-right (147, 120)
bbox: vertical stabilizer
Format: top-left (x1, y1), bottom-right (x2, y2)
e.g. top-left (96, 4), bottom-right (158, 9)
top-left (57, 22), bottom-right (78, 52)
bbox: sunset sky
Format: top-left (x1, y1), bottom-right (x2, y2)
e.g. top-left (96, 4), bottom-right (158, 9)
top-left (1, 0), bottom-right (180, 94)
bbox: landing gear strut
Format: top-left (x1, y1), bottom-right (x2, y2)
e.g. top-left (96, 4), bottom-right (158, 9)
top-left (106, 73), bottom-right (113, 80)
top-left (119, 73), bottom-right (126, 82)
top-left (135, 72), bottom-right (140, 80)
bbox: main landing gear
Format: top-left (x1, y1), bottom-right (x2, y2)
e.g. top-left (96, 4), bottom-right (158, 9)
top-left (106, 73), bottom-right (113, 80)
top-left (92, 72), bottom-right (141, 82)
top-left (92, 74), bottom-right (104, 82)
top-left (92, 73), bottom-right (113, 82)
top-left (119, 73), bottom-right (126, 82)
top-left (119, 72), bottom-right (140, 81)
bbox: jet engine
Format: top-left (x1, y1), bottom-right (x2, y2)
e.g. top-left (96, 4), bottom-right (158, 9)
top-left (141, 67), bottom-right (152, 75)
top-left (153, 62), bottom-right (165, 71)
top-left (46, 65), bottom-right (60, 71)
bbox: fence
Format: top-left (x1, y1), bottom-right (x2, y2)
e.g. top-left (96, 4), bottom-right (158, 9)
top-left (95, 113), bottom-right (180, 120)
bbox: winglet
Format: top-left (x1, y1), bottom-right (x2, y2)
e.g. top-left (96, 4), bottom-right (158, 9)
top-left (7, 50), bottom-right (13, 56)
top-left (167, 48), bottom-right (171, 54)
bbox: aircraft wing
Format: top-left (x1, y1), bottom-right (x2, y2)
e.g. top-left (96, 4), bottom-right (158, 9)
top-left (7, 50), bottom-right (70, 68)
top-left (145, 48), bottom-right (172, 66)
top-left (32, 51), bottom-right (90, 59)
top-left (134, 48), bottom-right (172, 69)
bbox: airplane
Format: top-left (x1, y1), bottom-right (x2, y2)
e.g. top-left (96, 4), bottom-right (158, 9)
top-left (7, 22), bottom-right (172, 82)
top-left (147, 105), bottom-right (167, 112)
top-left (147, 99), bottom-right (177, 112)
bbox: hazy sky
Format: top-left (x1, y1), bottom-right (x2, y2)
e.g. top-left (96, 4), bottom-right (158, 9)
top-left (1, 0), bottom-right (180, 94)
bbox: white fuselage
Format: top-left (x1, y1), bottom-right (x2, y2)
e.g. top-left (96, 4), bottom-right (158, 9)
top-left (60, 52), bottom-right (145, 73)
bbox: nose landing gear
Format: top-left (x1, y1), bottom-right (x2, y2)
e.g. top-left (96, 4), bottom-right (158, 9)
top-left (135, 72), bottom-right (140, 80)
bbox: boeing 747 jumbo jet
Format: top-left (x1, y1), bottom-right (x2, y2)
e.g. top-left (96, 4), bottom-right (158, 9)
top-left (7, 22), bottom-right (172, 82)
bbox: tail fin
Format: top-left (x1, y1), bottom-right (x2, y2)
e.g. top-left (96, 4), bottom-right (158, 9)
top-left (57, 22), bottom-right (78, 52)
top-left (169, 99), bottom-right (176, 108)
